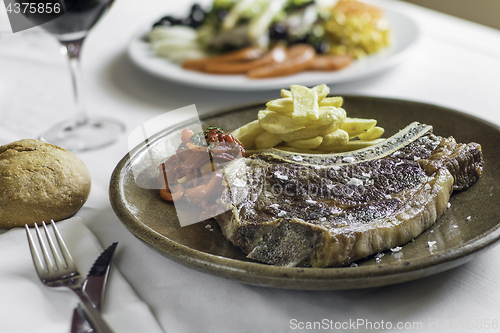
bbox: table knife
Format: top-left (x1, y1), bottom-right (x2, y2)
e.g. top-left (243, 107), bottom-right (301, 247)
top-left (71, 242), bottom-right (118, 333)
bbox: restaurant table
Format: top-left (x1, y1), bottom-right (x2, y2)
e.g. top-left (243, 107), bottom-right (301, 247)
top-left (1, 0), bottom-right (500, 332)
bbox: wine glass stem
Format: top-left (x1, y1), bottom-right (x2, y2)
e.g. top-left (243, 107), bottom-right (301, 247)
top-left (61, 39), bottom-right (88, 127)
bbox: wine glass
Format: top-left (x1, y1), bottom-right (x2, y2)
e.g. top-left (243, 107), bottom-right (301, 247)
top-left (27, 0), bottom-right (125, 151)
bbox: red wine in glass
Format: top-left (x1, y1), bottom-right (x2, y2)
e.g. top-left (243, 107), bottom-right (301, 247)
top-left (22, 0), bottom-right (125, 151)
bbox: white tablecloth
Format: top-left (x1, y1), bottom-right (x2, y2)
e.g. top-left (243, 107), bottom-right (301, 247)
top-left (1, 0), bottom-right (500, 332)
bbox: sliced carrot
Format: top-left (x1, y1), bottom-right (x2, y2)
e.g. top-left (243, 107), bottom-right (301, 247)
top-left (184, 172), bottom-right (222, 200)
top-left (160, 187), bottom-right (183, 202)
top-left (310, 54), bottom-right (353, 71)
top-left (247, 44), bottom-right (316, 79)
top-left (203, 45), bottom-right (286, 74)
top-left (185, 142), bottom-right (207, 153)
top-left (182, 47), bottom-right (263, 71)
top-left (181, 128), bottom-right (194, 143)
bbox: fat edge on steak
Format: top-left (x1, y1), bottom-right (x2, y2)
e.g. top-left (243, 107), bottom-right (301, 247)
top-left (214, 122), bottom-right (484, 268)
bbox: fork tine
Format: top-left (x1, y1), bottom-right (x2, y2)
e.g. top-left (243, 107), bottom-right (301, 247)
top-left (42, 221), bottom-right (63, 271)
top-left (34, 222), bottom-right (56, 273)
top-left (50, 219), bottom-right (77, 271)
top-left (25, 224), bottom-right (46, 273)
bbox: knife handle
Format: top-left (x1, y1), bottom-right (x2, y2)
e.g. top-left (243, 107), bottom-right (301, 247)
top-left (73, 288), bottom-right (114, 333)
top-left (71, 307), bottom-right (93, 333)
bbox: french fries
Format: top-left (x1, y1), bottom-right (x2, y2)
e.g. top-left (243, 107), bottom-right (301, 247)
top-left (340, 117), bottom-right (377, 138)
top-left (258, 110), bottom-right (305, 134)
top-left (309, 106), bottom-right (346, 126)
top-left (319, 96), bottom-right (343, 107)
top-left (287, 136), bottom-right (323, 149)
top-left (358, 126), bottom-right (385, 140)
top-left (281, 89), bottom-right (292, 98)
top-left (255, 131), bottom-right (282, 149)
top-left (230, 119), bottom-right (265, 150)
top-left (291, 85), bottom-right (319, 125)
top-left (279, 122), bottom-right (336, 142)
top-left (266, 98), bottom-right (293, 113)
top-left (313, 84), bottom-right (330, 100)
top-left (231, 84), bottom-right (385, 154)
top-left (320, 129), bottom-right (350, 147)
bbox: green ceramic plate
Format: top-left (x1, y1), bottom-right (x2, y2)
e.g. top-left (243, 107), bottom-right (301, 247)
top-left (109, 96), bottom-right (500, 290)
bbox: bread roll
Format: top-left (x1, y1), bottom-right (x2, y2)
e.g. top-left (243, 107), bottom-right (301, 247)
top-left (0, 139), bottom-right (91, 229)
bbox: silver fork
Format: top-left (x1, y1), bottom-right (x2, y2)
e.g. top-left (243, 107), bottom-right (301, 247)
top-left (25, 220), bottom-right (114, 333)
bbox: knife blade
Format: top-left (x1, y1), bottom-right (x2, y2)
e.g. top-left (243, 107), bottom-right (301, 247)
top-left (71, 242), bottom-right (118, 333)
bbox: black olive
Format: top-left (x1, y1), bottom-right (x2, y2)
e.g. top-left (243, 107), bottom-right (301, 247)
top-left (152, 4), bottom-right (205, 29)
top-left (269, 23), bottom-right (288, 40)
top-left (189, 8), bottom-right (205, 27)
top-left (192, 10), bottom-right (205, 22)
top-left (313, 40), bottom-right (330, 54)
top-left (156, 15), bottom-right (181, 28)
top-left (190, 4), bottom-right (203, 14)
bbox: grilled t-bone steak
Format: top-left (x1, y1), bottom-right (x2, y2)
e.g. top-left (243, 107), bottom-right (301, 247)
top-left (214, 122), bottom-right (483, 268)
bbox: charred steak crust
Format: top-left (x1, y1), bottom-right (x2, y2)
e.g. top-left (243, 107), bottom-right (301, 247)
top-left (215, 123), bottom-right (483, 267)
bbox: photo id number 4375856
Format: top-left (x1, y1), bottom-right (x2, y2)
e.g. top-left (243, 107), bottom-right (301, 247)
top-left (429, 318), bottom-right (500, 331)
top-left (6, 2), bottom-right (62, 14)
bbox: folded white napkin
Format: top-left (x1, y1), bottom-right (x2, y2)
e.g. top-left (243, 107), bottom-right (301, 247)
top-left (0, 217), bottom-right (164, 333)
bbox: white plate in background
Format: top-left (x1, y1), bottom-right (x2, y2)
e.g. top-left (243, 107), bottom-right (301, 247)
top-left (127, 2), bottom-right (421, 91)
